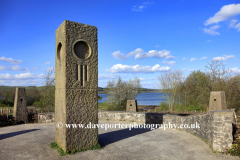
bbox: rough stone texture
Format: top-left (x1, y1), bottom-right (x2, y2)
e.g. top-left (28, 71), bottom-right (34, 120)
top-left (13, 87), bottom-right (28, 123)
top-left (163, 110), bottom-right (233, 152)
top-left (38, 112), bottom-right (55, 123)
top-left (98, 111), bottom-right (163, 124)
top-left (126, 100), bottom-right (138, 112)
top-left (209, 91), bottom-right (227, 111)
top-left (55, 20), bottom-right (98, 152)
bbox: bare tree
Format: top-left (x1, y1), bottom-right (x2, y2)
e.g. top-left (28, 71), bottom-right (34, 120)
top-left (158, 70), bottom-right (184, 111)
top-left (41, 66), bottom-right (55, 112)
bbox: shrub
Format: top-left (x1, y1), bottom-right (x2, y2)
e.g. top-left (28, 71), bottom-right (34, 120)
top-left (226, 139), bottom-right (240, 157)
top-left (159, 101), bottom-right (168, 111)
top-left (106, 76), bottom-right (141, 111)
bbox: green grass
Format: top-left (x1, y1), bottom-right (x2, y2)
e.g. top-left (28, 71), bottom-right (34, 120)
top-left (50, 142), bottom-right (102, 156)
top-left (98, 102), bottom-right (108, 111)
top-left (0, 107), bottom-right (13, 110)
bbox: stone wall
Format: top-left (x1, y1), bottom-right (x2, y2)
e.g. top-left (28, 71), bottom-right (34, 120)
top-left (38, 112), bottom-right (55, 123)
top-left (98, 111), bottom-right (163, 124)
top-left (39, 110), bottom-right (233, 152)
top-left (163, 110), bottom-right (233, 152)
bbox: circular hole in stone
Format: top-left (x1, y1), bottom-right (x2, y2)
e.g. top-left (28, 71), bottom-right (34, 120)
top-left (20, 99), bottom-right (23, 102)
top-left (57, 43), bottom-right (62, 60)
top-left (73, 41), bottom-right (90, 59)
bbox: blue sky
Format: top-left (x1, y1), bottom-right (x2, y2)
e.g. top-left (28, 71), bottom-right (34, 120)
top-left (0, 0), bottom-right (240, 88)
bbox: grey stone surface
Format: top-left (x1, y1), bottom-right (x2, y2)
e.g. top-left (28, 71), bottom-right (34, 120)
top-left (99, 111), bottom-right (146, 123)
top-left (38, 112), bottom-right (55, 123)
top-left (126, 100), bottom-right (138, 112)
top-left (209, 91), bottom-right (227, 111)
top-left (55, 20), bottom-right (98, 152)
top-left (13, 87), bottom-right (28, 123)
top-left (0, 122), bottom-right (239, 160)
top-left (163, 110), bottom-right (234, 152)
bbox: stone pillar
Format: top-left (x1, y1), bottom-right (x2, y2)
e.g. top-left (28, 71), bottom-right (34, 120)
top-left (55, 20), bottom-right (98, 152)
top-left (209, 91), bottom-right (227, 111)
top-left (126, 100), bottom-right (138, 112)
top-left (13, 88), bottom-right (28, 122)
top-left (212, 110), bottom-right (233, 152)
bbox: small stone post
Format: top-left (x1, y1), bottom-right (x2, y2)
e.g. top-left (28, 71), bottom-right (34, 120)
top-left (209, 91), bottom-right (227, 111)
top-left (126, 100), bottom-right (138, 112)
top-left (13, 88), bottom-right (28, 122)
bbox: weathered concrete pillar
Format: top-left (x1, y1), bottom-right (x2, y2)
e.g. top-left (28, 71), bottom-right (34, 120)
top-left (126, 100), bottom-right (138, 112)
top-left (209, 91), bottom-right (227, 111)
top-left (55, 20), bottom-right (98, 152)
top-left (13, 88), bottom-right (28, 122)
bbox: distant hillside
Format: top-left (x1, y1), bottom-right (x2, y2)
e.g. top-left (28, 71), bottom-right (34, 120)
top-left (0, 86), bottom-right (160, 93)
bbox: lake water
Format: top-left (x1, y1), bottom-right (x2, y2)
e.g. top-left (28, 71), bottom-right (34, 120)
top-left (98, 93), bottom-right (167, 105)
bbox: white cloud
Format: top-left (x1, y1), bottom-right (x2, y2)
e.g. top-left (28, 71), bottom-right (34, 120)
top-left (213, 55), bottom-right (235, 61)
top-left (0, 65), bottom-right (29, 72)
top-left (188, 69), bottom-right (197, 72)
top-left (140, 78), bottom-right (145, 81)
top-left (111, 48), bottom-right (173, 60)
top-left (204, 4), bottom-right (240, 25)
top-left (135, 49), bottom-right (171, 59)
top-left (98, 74), bottom-right (119, 79)
top-left (190, 58), bottom-right (197, 62)
top-left (235, 22), bottom-right (240, 31)
top-left (132, 5), bottom-right (145, 12)
top-left (0, 66), bottom-right (8, 71)
top-left (162, 61), bottom-right (176, 65)
top-left (0, 73), bottom-right (43, 80)
top-left (0, 57), bottom-right (22, 64)
top-left (207, 40), bottom-right (212, 42)
top-left (200, 56), bottom-right (207, 60)
top-left (132, 2), bottom-right (153, 12)
top-left (204, 25), bottom-right (220, 35)
top-left (112, 51), bottom-right (127, 60)
top-left (182, 57), bottom-right (186, 60)
top-left (229, 19), bottom-right (238, 27)
top-left (10, 65), bottom-right (29, 72)
top-left (45, 62), bottom-right (50, 64)
top-left (106, 64), bottom-right (170, 73)
top-left (0, 79), bottom-right (41, 86)
top-left (148, 77), bottom-right (156, 80)
top-left (165, 55), bottom-right (175, 59)
top-left (230, 67), bottom-right (240, 73)
top-left (30, 67), bottom-right (39, 71)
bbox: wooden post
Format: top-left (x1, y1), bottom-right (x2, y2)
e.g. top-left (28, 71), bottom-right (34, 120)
top-left (0, 108), bottom-right (2, 115)
top-left (7, 108), bottom-right (8, 119)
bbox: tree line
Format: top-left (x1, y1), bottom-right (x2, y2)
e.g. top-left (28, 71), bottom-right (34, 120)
top-left (0, 67), bottom-right (55, 112)
top-left (158, 60), bottom-right (240, 112)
